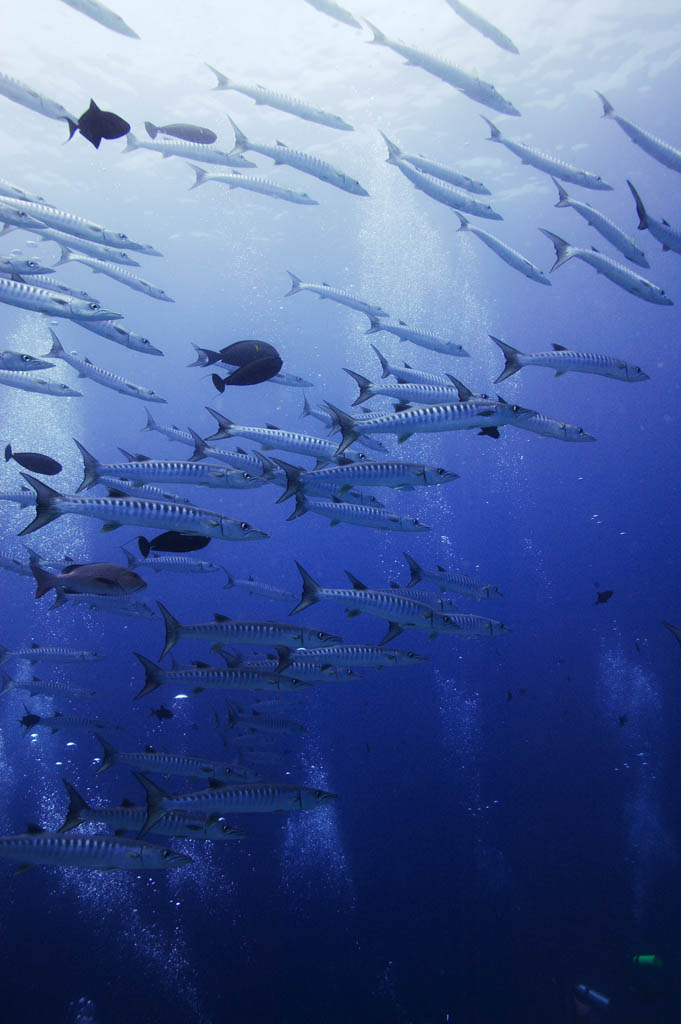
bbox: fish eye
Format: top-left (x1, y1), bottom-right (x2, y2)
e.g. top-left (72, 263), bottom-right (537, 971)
top-left (21, 354), bottom-right (31, 362)
top-left (412, 518), bottom-right (419, 525)
top-left (162, 849), bottom-right (171, 858)
top-left (240, 522), bottom-right (249, 530)
top-left (577, 428), bottom-right (584, 434)
top-left (315, 789), bottom-right (324, 798)
top-left (59, 384), bottom-right (69, 390)
top-left (437, 468), bottom-right (445, 475)
top-left (27, 260), bottom-right (37, 268)
top-left (221, 823), bottom-right (231, 833)
top-left (443, 616), bottom-right (452, 624)
top-left (243, 473), bottom-right (253, 480)
top-left (316, 631), bottom-right (326, 639)
top-left (89, 302), bottom-right (100, 310)
top-left (512, 405), bottom-right (520, 413)
top-left (117, 233), bottom-right (129, 241)
top-left (345, 669), bottom-right (352, 676)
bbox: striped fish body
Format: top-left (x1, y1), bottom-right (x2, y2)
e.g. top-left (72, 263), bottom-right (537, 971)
top-left (58, 251), bottom-right (173, 302)
top-left (639, 211), bottom-right (681, 255)
top-left (308, 583), bottom-right (436, 627)
top-left (135, 658), bottom-right (304, 698)
top-left (381, 586), bottom-right (458, 611)
top-left (0, 644), bottom-right (102, 665)
top-left (404, 554), bottom-right (501, 599)
top-left (445, 0), bottom-right (518, 54)
top-left (240, 712), bottom-right (305, 735)
top-left (243, 657), bottom-right (359, 682)
top-left (57, 595), bottom-right (158, 619)
top-left (294, 495), bottom-right (430, 532)
top-left (0, 829), bottom-right (190, 869)
top-left (365, 317), bottom-right (469, 357)
top-left (81, 455), bottom-right (263, 492)
top-left (66, 804), bottom-right (243, 841)
top-left (456, 215), bottom-right (550, 284)
top-left (78, 320), bottom-right (163, 357)
top-left (510, 411), bottom-right (596, 442)
top-left (286, 278), bottom-right (387, 317)
top-left (159, 782), bottom-right (331, 816)
top-left (370, 345), bottom-right (456, 387)
top-left (98, 747), bottom-right (255, 783)
top-left (205, 409), bottom-right (362, 463)
top-left (0, 72), bottom-right (76, 122)
top-left (279, 644), bottom-right (427, 668)
top-left (598, 94), bottom-right (681, 174)
top-left (46, 332), bottom-right (165, 401)
top-left (504, 347), bottom-right (648, 382)
top-left (0, 200), bottom-right (51, 232)
top-left (0, 178), bottom-right (46, 203)
top-left (300, 400), bottom-right (388, 453)
top-left (99, 478), bottom-right (194, 506)
top-left (190, 166), bottom-right (317, 204)
top-left (0, 276), bottom-right (119, 319)
top-left (30, 714), bottom-right (121, 734)
top-left (0, 370), bottom-right (82, 397)
top-left (224, 575), bottom-right (297, 601)
top-left (484, 120), bottom-right (611, 190)
top-left (553, 181), bottom-right (648, 266)
top-left (0, 196), bottom-right (155, 251)
top-left (124, 132), bottom-right (255, 168)
top-left (38, 227), bottom-right (140, 265)
top-left (0, 489), bottom-right (35, 506)
top-left (1, 677), bottom-right (97, 699)
top-left (136, 555), bottom-right (223, 575)
top-left (362, 378), bottom-right (465, 405)
top-left (402, 152), bottom-right (490, 194)
top-left (207, 67), bottom-right (353, 131)
top-left (392, 151), bottom-right (502, 220)
top-left (8, 274), bottom-right (99, 302)
top-left (142, 414), bottom-right (194, 446)
top-left (292, 460), bottom-right (457, 491)
top-left (443, 612), bottom-right (511, 637)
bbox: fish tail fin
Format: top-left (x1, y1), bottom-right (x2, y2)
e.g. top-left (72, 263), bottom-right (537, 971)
top-left (134, 652), bottom-right (164, 699)
top-left (17, 473), bottom-right (63, 536)
top-left (343, 368), bottom-right (375, 406)
top-left (378, 131), bottom-right (402, 165)
top-left (226, 114), bottom-right (248, 154)
top-left (290, 562), bottom-right (321, 615)
top-left (455, 212), bottom-right (470, 231)
top-left (186, 427), bottom-right (209, 462)
top-left (157, 602), bottom-right (180, 660)
top-left (204, 407), bottom-right (233, 441)
top-left (489, 336), bottom-right (523, 383)
top-left (211, 373), bottom-right (226, 394)
top-left (144, 121), bottom-right (158, 139)
top-left (0, 671), bottom-right (13, 696)
top-left (275, 646), bottom-right (293, 672)
top-left (364, 19), bottom-right (387, 45)
top-left (119, 545), bottom-right (136, 569)
top-left (142, 407), bottom-right (158, 432)
top-left (123, 132), bottom-right (139, 152)
top-left (28, 549), bottom-right (54, 599)
top-left (269, 458), bottom-right (302, 503)
top-left (59, 779), bottom-right (89, 832)
top-left (287, 492), bottom-right (308, 522)
top-left (595, 91), bottom-right (614, 118)
top-left (365, 316), bottom-right (382, 335)
top-left (552, 177), bottom-right (570, 207)
top-left (403, 551), bottom-right (423, 587)
top-left (137, 537), bottom-right (151, 558)
top-left (222, 570), bottom-right (235, 589)
top-left (43, 328), bottom-right (65, 360)
top-left (626, 180), bottom-right (648, 231)
top-left (323, 403), bottom-right (359, 455)
top-left (300, 395), bottom-right (312, 418)
top-left (206, 63), bottom-right (231, 90)
top-left (72, 438), bottom-right (101, 492)
top-left (371, 345), bottom-right (390, 377)
top-left (284, 271), bottom-right (302, 297)
top-left (187, 344), bottom-right (215, 367)
top-left (65, 119), bottom-right (79, 143)
top-left (187, 163), bottom-right (208, 190)
top-left (539, 229), bottom-right (574, 272)
top-left (481, 115), bottom-right (501, 140)
top-left (4, 443), bottom-right (13, 463)
top-left (133, 771), bottom-right (168, 838)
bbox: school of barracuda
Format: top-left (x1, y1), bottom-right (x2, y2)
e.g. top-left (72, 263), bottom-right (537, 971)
top-left (0, 0), bottom-right (675, 873)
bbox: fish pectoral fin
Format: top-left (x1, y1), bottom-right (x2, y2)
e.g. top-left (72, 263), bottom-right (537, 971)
top-left (346, 609), bottom-right (361, 618)
top-left (329, 521), bottom-right (340, 527)
top-left (100, 523), bottom-right (121, 533)
top-left (397, 434), bottom-right (413, 444)
top-left (14, 863), bottom-right (34, 875)
top-left (554, 371), bottom-right (566, 377)
top-left (380, 622), bottom-right (403, 645)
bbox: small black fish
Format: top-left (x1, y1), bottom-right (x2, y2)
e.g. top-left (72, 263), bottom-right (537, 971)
top-left (5, 444), bottom-right (62, 475)
top-left (151, 705), bottom-right (173, 721)
top-left (67, 99), bottom-right (130, 149)
top-left (138, 532), bottom-right (211, 557)
top-left (212, 356), bottom-right (283, 390)
top-left (595, 590), bottom-right (614, 605)
top-left (219, 340), bottom-right (280, 367)
top-left (618, 714), bottom-right (628, 727)
top-left (19, 711), bottom-right (41, 730)
top-left (145, 121), bottom-right (217, 145)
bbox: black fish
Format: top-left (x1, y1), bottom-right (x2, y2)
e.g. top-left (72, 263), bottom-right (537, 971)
top-left (145, 121), bottom-right (217, 145)
top-left (212, 356), bottom-right (283, 390)
top-left (138, 532), bottom-right (211, 557)
top-left (67, 99), bottom-right (130, 149)
top-left (219, 340), bottom-right (280, 366)
top-left (150, 705), bottom-right (173, 721)
top-left (595, 589), bottom-right (614, 605)
top-left (19, 710), bottom-right (41, 730)
top-left (5, 444), bottom-right (62, 475)
top-left (618, 714), bottom-right (628, 727)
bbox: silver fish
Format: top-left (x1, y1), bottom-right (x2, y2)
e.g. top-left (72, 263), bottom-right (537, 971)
top-left (205, 407), bottom-right (366, 464)
top-left (0, 642), bottom-right (103, 665)
top-left (0, 350), bottom-right (54, 372)
top-left (483, 117), bottom-right (612, 190)
top-left (133, 653), bottom-right (306, 699)
top-left (54, 246), bottom-right (173, 302)
top-left (94, 734), bottom-right (254, 783)
top-left (0, 370), bottom-right (82, 398)
top-left (223, 573), bottom-right (296, 602)
top-left (0, 179), bottom-right (46, 203)
top-left (0, 71), bottom-right (76, 124)
top-left (300, 396), bottom-right (388, 454)
top-left (0, 488), bottom-right (35, 507)
top-left (490, 335), bottom-right (648, 383)
top-left (37, 227), bottom-right (140, 266)
top-left (553, 179), bottom-right (648, 267)
top-left (370, 346), bottom-right (454, 388)
top-left (0, 673), bottom-right (97, 699)
top-left (444, 0), bottom-right (518, 54)
top-left (121, 547), bottom-right (224, 577)
top-left (627, 180), bottom-right (681, 256)
top-left (403, 552), bottom-right (502, 599)
top-left (75, 319), bottom-right (164, 357)
top-left (44, 330), bottom-right (166, 401)
top-left (0, 255), bottom-right (54, 277)
top-left (272, 456), bottom-right (458, 498)
top-left (0, 825), bottom-right (191, 871)
top-left (123, 131), bottom-right (255, 168)
top-left (510, 410), bottom-right (597, 443)
top-left (456, 212), bottom-right (550, 284)
top-left (53, 593), bottom-right (158, 619)
top-left (207, 65), bottom-right (353, 131)
top-left (276, 644), bottom-right (427, 670)
top-left (344, 368), bottom-right (464, 406)
top-left (8, 274), bottom-right (100, 303)
top-left (302, 0), bottom-right (361, 29)
top-left (21, 711), bottom-right (122, 734)
top-left (365, 315), bottom-right (469, 358)
top-left (0, 197), bottom-right (161, 254)
top-left (285, 270), bottom-right (387, 316)
top-left (57, 0), bottom-right (139, 40)
top-left (0, 276), bottom-right (120, 320)
top-left (288, 492), bottom-right (431, 532)
top-left (597, 92), bottom-right (681, 174)
top-left (226, 703), bottom-right (305, 735)
top-left (188, 165), bottom-right (318, 205)
top-left (0, 200), bottom-right (50, 233)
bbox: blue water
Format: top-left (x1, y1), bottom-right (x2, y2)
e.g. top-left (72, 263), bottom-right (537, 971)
top-left (2, 2), bottom-right (681, 1021)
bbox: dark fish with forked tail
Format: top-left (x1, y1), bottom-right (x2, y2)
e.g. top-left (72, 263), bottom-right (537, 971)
top-left (67, 99), bottom-right (130, 149)
top-left (5, 444), bottom-right (62, 475)
top-left (145, 121), bottom-right (216, 144)
top-left (212, 357), bottom-right (283, 389)
top-left (138, 532), bottom-right (212, 558)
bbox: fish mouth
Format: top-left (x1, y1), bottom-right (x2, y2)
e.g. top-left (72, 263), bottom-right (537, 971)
top-left (82, 309), bottom-right (124, 321)
top-left (244, 529), bottom-right (269, 540)
top-left (354, 186), bottom-right (370, 197)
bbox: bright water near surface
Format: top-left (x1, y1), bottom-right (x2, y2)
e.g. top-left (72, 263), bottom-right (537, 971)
top-left (1, 1), bottom-right (681, 1022)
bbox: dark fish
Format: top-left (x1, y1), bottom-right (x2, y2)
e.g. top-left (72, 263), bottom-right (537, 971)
top-left (138, 532), bottom-right (211, 557)
top-left (663, 621), bottom-right (681, 662)
top-left (219, 340), bottom-right (280, 366)
top-left (67, 99), bottom-right (130, 149)
top-left (31, 559), bottom-right (146, 603)
top-left (151, 705), bottom-right (173, 721)
top-left (19, 711), bottom-right (41, 730)
top-left (618, 714), bottom-right (628, 727)
top-left (212, 356), bottom-right (283, 390)
top-left (145, 121), bottom-right (217, 145)
top-left (595, 589), bottom-right (614, 605)
top-left (5, 444), bottom-right (62, 475)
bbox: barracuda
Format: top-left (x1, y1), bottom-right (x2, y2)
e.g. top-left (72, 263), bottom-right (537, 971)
top-left (438, 612), bottom-right (510, 637)
top-left (366, 21), bottom-right (520, 116)
top-left (20, 710), bottom-right (122, 734)
top-left (272, 457), bottom-right (458, 503)
top-left (0, 200), bottom-right (51, 233)
top-left (156, 602), bottom-right (340, 660)
top-left (455, 213), bottom-right (551, 285)
top-left (382, 134), bottom-right (503, 220)
top-left (133, 652), bottom-right (307, 699)
top-left (54, 247), bottom-right (174, 302)
top-left (553, 179), bottom-right (648, 267)
top-left (18, 473), bottom-right (268, 542)
top-left (227, 116), bottom-right (368, 196)
top-left (94, 735), bottom-right (256, 783)
top-left (0, 825), bottom-right (192, 871)
top-left (540, 230), bottom-right (672, 305)
top-left (8, 274), bottom-right (100, 303)
top-left (0, 674), bottom-right (98, 699)
top-left (510, 410), bottom-right (597, 442)
top-left (287, 492), bottom-right (431, 532)
top-left (344, 367), bottom-right (464, 407)
top-left (0, 488), bottom-right (35, 507)
top-left (223, 573), bottom-right (297, 601)
top-left (0, 277), bottom-right (120, 320)
top-left (76, 319), bottom-right (163, 356)
top-left (74, 440), bottom-right (265, 492)
top-left (597, 93), bottom-right (681, 174)
top-left (59, 781), bottom-right (246, 842)
top-left (284, 271), bottom-right (387, 316)
top-left (0, 371), bottom-right (82, 398)
top-left (370, 346), bottom-right (458, 388)
top-left (235, 654), bottom-right (359, 683)
top-left (123, 131), bottom-right (255, 168)
top-left (379, 585), bottom-right (458, 612)
top-left (122, 547), bottom-right (225, 576)
top-left (0, 642), bottom-right (104, 666)
top-left (207, 65), bottom-right (353, 130)
top-left (276, 644), bottom-right (427, 670)
top-left (0, 71), bottom-right (77, 124)
top-left (44, 330), bottom-right (166, 401)
top-left (444, 0), bottom-right (519, 54)
top-left (188, 165), bottom-right (318, 205)
top-left (403, 552), bottom-right (502, 599)
top-left (0, 350), bottom-right (54, 372)
top-left (627, 181), bottom-right (681, 256)
top-left (205, 407), bottom-right (366, 464)
top-left (0, 196), bottom-right (162, 254)
top-left (364, 316), bottom-right (469, 358)
top-left (299, 396), bottom-right (388, 454)
top-left (53, 594), bottom-right (158, 619)
top-left (135, 773), bottom-right (337, 837)
top-left (0, 255), bottom-right (54, 277)
top-left (397, 149), bottom-right (490, 195)
top-left (482, 117), bottom-right (612, 190)
top-left (36, 227), bottom-right (140, 265)
top-left (0, 178), bottom-right (46, 203)
top-left (490, 335), bottom-right (648, 383)
top-left (226, 703), bottom-right (306, 735)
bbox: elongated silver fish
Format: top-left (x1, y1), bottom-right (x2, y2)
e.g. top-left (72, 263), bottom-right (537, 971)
top-left (44, 330), bottom-right (166, 401)
top-left (136, 773), bottom-right (336, 837)
top-left (0, 488), bottom-right (35, 507)
top-left (0, 825), bottom-right (191, 871)
top-left (456, 213), bottom-right (550, 284)
top-left (60, 782), bottom-right (245, 842)
top-left (232, 653), bottom-right (358, 683)
top-left (156, 602), bottom-right (340, 660)
top-left (344, 367), bottom-right (464, 406)
top-left (0, 71), bottom-right (77, 125)
top-left (94, 735), bottom-right (253, 782)
top-left (510, 409), bottom-right (597, 442)
top-left (597, 93), bottom-right (681, 174)
top-left (444, 0), bottom-right (518, 53)
top-left (0, 350), bottom-right (53, 372)
top-left (380, 585), bottom-right (458, 613)
top-left (369, 346), bottom-right (454, 388)
top-left (188, 164), bottom-right (318, 205)
top-left (627, 181), bottom-right (681, 256)
top-left (366, 21), bottom-right (519, 116)
top-left (276, 643), bottom-right (427, 670)
top-left (299, 396), bottom-right (388, 453)
top-left (21, 710), bottom-right (122, 734)
top-left (302, 0), bottom-right (361, 29)
top-left (58, 0), bottom-right (139, 39)
top-left (76, 319), bottom-right (163, 356)
top-left (431, 611), bottom-right (510, 637)
top-left (403, 552), bottom-right (502, 599)
top-left (207, 65), bottom-right (353, 131)
top-left (188, 429), bottom-right (280, 477)
top-left (272, 456), bottom-right (458, 500)
top-left (0, 370), bottom-right (82, 398)
top-left (0, 642), bottom-right (103, 665)
top-left (285, 270), bottom-right (387, 316)
top-left (482, 118), bottom-right (611, 190)
top-left (394, 147), bottom-right (490, 195)
top-left (0, 674), bottom-right (97, 699)
top-left (0, 276), bottom-right (120, 320)
top-left (223, 572), bottom-right (296, 601)
top-left (0, 200), bottom-right (50, 233)
top-left (53, 593), bottom-right (158, 619)
top-left (227, 116), bottom-right (368, 196)
top-left (134, 653), bottom-right (305, 699)
top-left (205, 407), bottom-right (366, 464)
top-left (123, 131), bottom-right (255, 168)
top-left (226, 703), bottom-right (305, 735)
top-left (142, 412), bottom-right (196, 446)
top-left (0, 255), bottom-right (54, 277)
top-left (74, 441), bottom-right (263, 492)
top-left (55, 246), bottom-right (173, 301)
top-left (552, 179), bottom-right (648, 267)
top-left (37, 227), bottom-right (140, 266)
top-left (382, 134), bottom-right (502, 220)
top-left (18, 474), bottom-right (269, 542)
top-left (0, 179), bottom-right (46, 203)
top-left (288, 492), bottom-right (431, 532)
top-left (490, 335), bottom-right (648, 383)
top-left (0, 197), bottom-right (161, 254)
top-left (122, 547), bottom-right (224, 577)
top-left (540, 229), bottom-right (672, 305)
top-left (365, 315), bottom-right (469, 358)
top-left (7, 274), bottom-right (99, 304)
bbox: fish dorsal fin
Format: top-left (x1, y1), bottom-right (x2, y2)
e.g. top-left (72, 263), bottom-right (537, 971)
top-left (144, 745), bottom-right (156, 753)
top-left (552, 344), bottom-right (566, 351)
top-left (31, 642), bottom-right (39, 649)
top-left (276, 140), bottom-right (288, 148)
top-left (84, 357), bottom-right (93, 365)
top-left (120, 798), bottom-right (135, 808)
top-left (208, 778), bottom-right (228, 789)
top-left (322, 282), bottom-right (331, 287)
top-left (214, 613), bottom-right (231, 622)
top-left (26, 823), bottom-right (45, 835)
top-left (265, 423), bottom-right (280, 431)
top-left (398, 320), bottom-right (407, 326)
top-left (663, 218), bottom-right (670, 226)
top-left (437, 566), bottom-right (446, 572)
top-left (345, 571), bottom-right (367, 590)
top-left (591, 246), bottom-right (600, 253)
